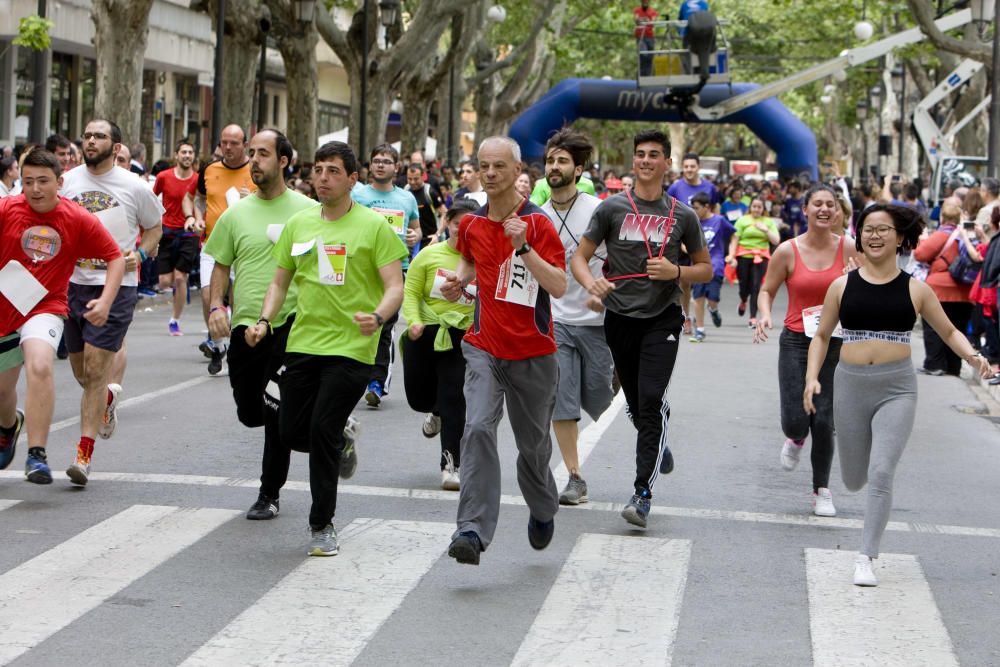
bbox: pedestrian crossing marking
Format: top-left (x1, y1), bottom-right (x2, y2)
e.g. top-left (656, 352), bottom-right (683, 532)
top-left (805, 548), bottom-right (959, 667)
top-left (0, 499), bottom-right (20, 512)
top-left (553, 392), bottom-right (627, 490)
top-left (511, 534), bottom-right (691, 666)
top-left (0, 504), bottom-right (239, 665)
top-left (180, 518), bottom-right (454, 667)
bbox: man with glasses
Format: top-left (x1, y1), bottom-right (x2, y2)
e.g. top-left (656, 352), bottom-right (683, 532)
top-left (59, 119), bottom-right (164, 486)
top-left (350, 144), bottom-right (420, 407)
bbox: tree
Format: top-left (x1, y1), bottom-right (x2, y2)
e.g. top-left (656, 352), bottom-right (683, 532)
top-left (906, 0), bottom-right (992, 68)
top-left (265, 0), bottom-right (319, 154)
top-left (91, 0), bottom-right (155, 145)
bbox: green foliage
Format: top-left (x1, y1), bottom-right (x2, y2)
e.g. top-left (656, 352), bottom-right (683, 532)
top-left (12, 14), bottom-right (54, 51)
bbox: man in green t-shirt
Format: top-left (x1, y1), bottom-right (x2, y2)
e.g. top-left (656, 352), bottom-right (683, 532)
top-left (246, 141), bottom-right (407, 557)
top-left (206, 129), bottom-right (338, 524)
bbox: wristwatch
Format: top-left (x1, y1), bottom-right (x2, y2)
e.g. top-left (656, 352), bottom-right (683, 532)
top-left (373, 312), bottom-right (385, 326)
top-left (515, 242), bottom-right (532, 257)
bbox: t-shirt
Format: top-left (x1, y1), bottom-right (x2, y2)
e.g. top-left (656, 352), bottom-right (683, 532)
top-left (61, 165), bottom-right (164, 287)
top-left (698, 214), bottom-right (736, 278)
top-left (542, 192), bottom-right (606, 326)
top-left (781, 196), bottom-right (806, 235)
top-left (0, 195), bottom-right (120, 335)
top-left (273, 203), bottom-right (408, 362)
top-left (666, 178), bottom-right (718, 208)
top-left (409, 184), bottom-right (444, 238)
top-left (734, 215), bottom-right (779, 251)
top-left (197, 159), bottom-right (255, 239)
top-left (456, 200), bottom-right (566, 360)
top-left (402, 241), bottom-right (475, 325)
top-left (153, 168), bottom-right (198, 230)
top-left (634, 6), bottom-right (657, 38)
top-left (720, 200), bottom-right (747, 223)
top-left (351, 183), bottom-right (419, 270)
top-left (204, 189), bottom-right (318, 329)
top-left (583, 191), bottom-right (705, 318)
top-left (529, 176), bottom-right (597, 207)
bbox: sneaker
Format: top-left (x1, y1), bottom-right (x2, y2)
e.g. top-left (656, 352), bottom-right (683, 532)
top-left (781, 438), bottom-right (804, 471)
top-left (709, 307), bottom-right (722, 327)
top-left (247, 493), bottom-right (279, 520)
top-left (853, 554), bottom-right (878, 587)
top-left (689, 328), bottom-right (706, 343)
top-left (621, 491), bottom-right (651, 528)
top-left (66, 447), bottom-right (91, 487)
top-left (168, 320), bottom-right (183, 336)
top-left (659, 445), bottom-right (674, 475)
top-left (422, 413), bottom-right (442, 438)
top-left (528, 515), bottom-right (555, 550)
top-left (681, 316), bottom-right (693, 336)
top-left (208, 349), bottom-right (224, 376)
top-left (364, 380), bottom-right (383, 408)
top-left (559, 474), bottom-right (589, 505)
top-left (98, 384), bottom-right (122, 440)
top-left (0, 408), bottom-right (25, 471)
top-left (448, 531), bottom-right (483, 565)
top-left (340, 416), bottom-right (360, 479)
top-left (198, 339), bottom-right (214, 359)
top-left (308, 524), bottom-right (339, 556)
top-left (813, 487), bottom-right (836, 517)
top-left (25, 449), bottom-right (52, 485)
top-left (441, 451), bottom-right (460, 491)
top-left (738, 299), bottom-right (747, 316)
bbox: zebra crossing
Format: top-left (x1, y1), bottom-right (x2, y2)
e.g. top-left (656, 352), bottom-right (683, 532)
top-left (0, 498), bottom-right (969, 666)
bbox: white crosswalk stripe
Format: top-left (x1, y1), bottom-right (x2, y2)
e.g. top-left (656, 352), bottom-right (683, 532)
top-left (806, 548), bottom-right (959, 667)
top-left (180, 518), bottom-right (454, 667)
top-left (512, 533), bottom-right (691, 666)
top-left (0, 499), bottom-right (20, 512)
top-left (0, 504), bottom-right (239, 665)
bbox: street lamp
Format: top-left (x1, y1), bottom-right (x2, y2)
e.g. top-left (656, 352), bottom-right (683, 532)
top-left (378, 0), bottom-right (399, 28)
top-left (871, 83), bottom-right (888, 179)
top-left (360, 0), bottom-right (403, 162)
top-left (293, 0), bottom-right (316, 24)
top-left (891, 65), bottom-right (906, 173)
top-left (856, 99), bottom-right (869, 181)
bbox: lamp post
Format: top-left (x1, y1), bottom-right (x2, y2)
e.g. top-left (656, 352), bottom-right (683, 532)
top-left (29, 0), bottom-right (49, 143)
top-left (211, 0), bottom-right (226, 147)
top-left (256, 6), bottom-right (271, 132)
top-left (359, 0), bottom-right (399, 162)
top-left (870, 83), bottom-right (884, 179)
top-left (856, 99), bottom-right (869, 181)
top-left (891, 65), bottom-right (906, 174)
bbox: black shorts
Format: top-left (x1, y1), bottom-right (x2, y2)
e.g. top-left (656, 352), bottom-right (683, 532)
top-left (158, 229), bottom-right (200, 275)
top-left (64, 284), bottom-right (137, 354)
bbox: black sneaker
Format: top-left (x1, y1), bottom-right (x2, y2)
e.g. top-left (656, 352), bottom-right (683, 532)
top-left (659, 445), bottom-right (674, 475)
top-left (208, 349), bottom-right (224, 375)
top-left (246, 493), bottom-right (279, 520)
top-left (709, 307), bottom-right (722, 328)
top-left (198, 339), bottom-right (214, 359)
top-left (448, 531), bottom-right (483, 565)
top-left (528, 516), bottom-right (554, 550)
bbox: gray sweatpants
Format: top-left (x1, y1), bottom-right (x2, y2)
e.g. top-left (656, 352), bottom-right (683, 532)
top-left (454, 342), bottom-right (560, 549)
top-left (833, 358), bottom-right (917, 558)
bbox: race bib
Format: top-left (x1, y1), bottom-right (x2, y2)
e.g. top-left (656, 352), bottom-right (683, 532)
top-left (802, 305), bottom-right (843, 338)
top-left (430, 268), bottom-right (476, 305)
top-left (495, 252), bottom-right (538, 308)
top-left (317, 240), bottom-right (347, 286)
top-left (0, 260), bottom-right (47, 315)
top-left (372, 207), bottom-right (406, 236)
top-left (726, 209), bottom-right (741, 222)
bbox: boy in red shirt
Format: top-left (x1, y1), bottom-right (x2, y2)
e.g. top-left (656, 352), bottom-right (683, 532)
top-left (634, 0), bottom-right (658, 76)
top-left (0, 148), bottom-right (123, 483)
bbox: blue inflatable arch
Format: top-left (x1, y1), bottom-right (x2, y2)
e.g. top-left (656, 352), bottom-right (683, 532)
top-left (509, 78), bottom-right (818, 181)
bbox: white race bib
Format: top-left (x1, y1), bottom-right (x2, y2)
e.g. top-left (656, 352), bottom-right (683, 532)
top-left (495, 252), bottom-right (539, 308)
top-left (0, 260), bottom-right (47, 315)
top-left (802, 305), bottom-right (843, 338)
top-left (431, 268), bottom-right (476, 305)
top-left (726, 209), bottom-right (741, 222)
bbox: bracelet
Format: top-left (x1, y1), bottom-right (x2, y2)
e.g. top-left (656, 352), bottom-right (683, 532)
top-left (257, 317), bottom-right (272, 334)
top-left (676, 263), bottom-right (682, 281)
top-left (137, 247), bottom-right (148, 262)
top-left (372, 312), bottom-right (385, 326)
top-left (209, 306), bottom-right (226, 315)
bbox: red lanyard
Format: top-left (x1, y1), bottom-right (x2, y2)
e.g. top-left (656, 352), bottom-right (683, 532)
top-left (608, 191), bottom-right (677, 282)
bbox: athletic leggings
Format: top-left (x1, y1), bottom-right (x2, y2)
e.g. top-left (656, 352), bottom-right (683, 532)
top-left (778, 329), bottom-right (841, 492)
top-left (737, 256), bottom-right (768, 318)
top-left (833, 358), bottom-right (917, 558)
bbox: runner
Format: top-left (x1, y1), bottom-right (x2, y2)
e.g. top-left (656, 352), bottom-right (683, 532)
top-left (350, 144), bottom-right (420, 407)
top-left (754, 184), bottom-right (859, 517)
top-left (59, 119), bottom-right (163, 486)
top-left (804, 203), bottom-right (992, 586)
top-left (571, 128), bottom-right (711, 529)
top-left (688, 191), bottom-right (735, 342)
top-left (0, 148), bottom-right (123, 482)
top-left (726, 198), bottom-right (780, 327)
top-left (153, 140), bottom-right (199, 335)
top-left (245, 141), bottom-right (406, 556)
top-left (441, 136), bottom-right (567, 565)
top-left (666, 153), bottom-right (719, 207)
top-left (539, 128), bottom-right (614, 505)
top-left (400, 199), bottom-right (478, 490)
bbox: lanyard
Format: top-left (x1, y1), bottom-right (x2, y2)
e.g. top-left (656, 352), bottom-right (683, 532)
top-left (489, 196), bottom-right (527, 223)
top-left (551, 193), bottom-right (606, 262)
top-left (607, 190), bottom-right (677, 282)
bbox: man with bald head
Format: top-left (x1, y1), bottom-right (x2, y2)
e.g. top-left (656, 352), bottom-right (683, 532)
top-left (189, 124), bottom-right (256, 374)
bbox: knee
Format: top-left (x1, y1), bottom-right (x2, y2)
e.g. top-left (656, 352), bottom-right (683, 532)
top-left (23, 357), bottom-right (53, 384)
top-left (867, 466), bottom-right (895, 494)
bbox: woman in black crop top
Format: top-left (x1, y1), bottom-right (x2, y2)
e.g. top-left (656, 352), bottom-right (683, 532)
top-left (803, 204), bottom-right (991, 588)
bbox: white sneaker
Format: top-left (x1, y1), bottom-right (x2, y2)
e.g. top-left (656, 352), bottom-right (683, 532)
top-left (441, 451), bottom-right (460, 491)
top-left (98, 384), bottom-right (122, 440)
top-left (813, 487), bottom-right (836, 517)
top-left (781, 438), bottom-right (804, 471)
top-left (854, 554), bottom-right (878, 587)
top-left (422, 413), bottom-right (442, 438)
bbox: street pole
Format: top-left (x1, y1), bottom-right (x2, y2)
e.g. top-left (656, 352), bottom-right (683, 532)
top-left (29, 0), bottom-right (48, 144)
top-left (359, 0), bottom-right (369, 163)
top-left (257, 38), bottom-right (267, 131)
top-left (989, 10), bottom-right (1000, 177)
top-left (897, 68), bottom-right (906, 174)
top-left (448, 63), bottom-right (456, 165)
top-left (212, 0), bottom-right (226, 148)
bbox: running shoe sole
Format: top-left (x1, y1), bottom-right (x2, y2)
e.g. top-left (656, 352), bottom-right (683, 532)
top-left (448, 539), bottom-right (481, 565)
top-left (340, 444), bottom-right (358, 479)
top-left (99, 384), bottom-right (122, 440)
top-left (365, 390), bottom-right (381, 408)
top-left (0, 408), bottom-right (25, 471)
top-left (66, 463), bottom-right (89, 486)
top-left (621, 505), bottom-right (648, 528)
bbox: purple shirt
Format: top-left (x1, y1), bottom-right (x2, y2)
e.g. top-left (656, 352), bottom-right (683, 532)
top-left (667, 178), bottom-right (719, 208)
top-left (699, 214), bottom-right (736, 277)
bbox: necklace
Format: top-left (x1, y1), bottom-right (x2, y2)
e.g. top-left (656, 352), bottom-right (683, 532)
top-left (550, 191), bottom-right (579, 208)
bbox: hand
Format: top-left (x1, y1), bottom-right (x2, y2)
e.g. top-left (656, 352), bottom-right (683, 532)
top-left (752, 315), bottom-right (772, 343)
top-left (725, 255), bottom-right (736, 266)
top-left (803, 380), bottom-right (821, 415)
top-left (353, 312), bottom-right (380, 336)
top-left (122, 249), bottom-right (139, 273)
top-left (83, 298), bottom-right (111, 327)
top-left (439, 272), bottom-right (463, 302)
top-left (184, 218), bottom-right (197, 232)
top-left (970, 353), bottom-right (993, 379)
top-left (244, 322), bottom-right (268, 348)
top-left (646, 257), bottom-right (679, 281)
top-left (405, 227), bottom-right (420, 248)
top-left (208, 307), bottom-right (231, 342)
top-left (408, 323), bottom-right (425, 340)
top-left (502, 216), bottom-right (528, 249)
top-left (586, 277), bottom-right (615, 299)
top-left (585, 295), bottom-right (606, 313)
top-left (239, 186), bottom-right (251, 198)
top-left (193, 218), bottom-right (206, 233)
top-left (754, 221), bottom-right (770, 232)
top-left (844, 256), bottom-right (860, 273)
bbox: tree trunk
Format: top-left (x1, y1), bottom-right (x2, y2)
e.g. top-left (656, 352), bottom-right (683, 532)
top-left (348, 70), bottom-right (392, 162)
top-left (400, 84), bottom-right (431, 158)
top-left (277, 33), bottom-right (318, 155)
top-left (91, 0), bottom-right (155, 145)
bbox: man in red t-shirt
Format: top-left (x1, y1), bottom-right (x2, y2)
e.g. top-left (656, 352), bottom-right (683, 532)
top-left (153, 140), bottom-right (199, 335)
top-left (634, 0), bottom-right (658, 76)
top-left (439, 136), bottom-right (567, 565)
top-left (0, 148), bottom-right (122, 481)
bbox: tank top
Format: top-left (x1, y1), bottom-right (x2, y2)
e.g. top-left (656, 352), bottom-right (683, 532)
top-left (784, 236), bottom-right (846, 333)
top-left (839, 270), bottom-right (916, 344)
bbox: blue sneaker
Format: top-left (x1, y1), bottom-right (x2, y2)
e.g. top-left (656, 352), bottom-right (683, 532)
top-left (621, 490), bottom-right (651, 528)
top-left (168, 320), bottom-right (183, 336)
top-left (528, 515), bottom-right (555, 550)
top-left (0, 409), bottom-right (25, 470)
top-left (364, 380), bottom-right (383, 408)
top-left (25, 448), bottom-right (53, 485)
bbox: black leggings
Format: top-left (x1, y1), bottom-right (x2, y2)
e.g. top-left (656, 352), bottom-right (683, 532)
top-left (921, 301), bottom-right (973, 375)
top-left (401, 325), bottom-right (466, 469)
top-left (737, 256), bottom-right (768, 318)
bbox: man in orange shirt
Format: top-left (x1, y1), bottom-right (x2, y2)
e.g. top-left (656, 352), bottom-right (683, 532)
top-left (634, 0), bottom-right (658, 76)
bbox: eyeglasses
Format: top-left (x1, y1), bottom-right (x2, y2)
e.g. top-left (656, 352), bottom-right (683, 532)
top-left (371, 159), bottom-right (395, 167)
top-left (82, 132), bottom-right (110, 141)
top-left (860, 224), bottom-right (896, 237)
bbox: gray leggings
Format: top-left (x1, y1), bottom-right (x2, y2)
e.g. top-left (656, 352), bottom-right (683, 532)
top-left (833, 358), bottom-right (917, 558)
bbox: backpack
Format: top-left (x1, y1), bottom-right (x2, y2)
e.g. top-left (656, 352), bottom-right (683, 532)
top-left (948, 240), bottom-right (982, 285)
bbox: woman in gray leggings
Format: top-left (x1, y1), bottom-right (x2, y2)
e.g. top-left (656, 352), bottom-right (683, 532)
top-left (804, 204), bottom-right (992, 587)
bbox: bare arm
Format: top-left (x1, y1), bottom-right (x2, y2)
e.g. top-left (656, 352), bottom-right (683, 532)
top-left (441, 255), bottom-right (476, 302)
top-left (520, 247), bottom-right (567, 299)
top-left (83, 256), bottom-right (126, 327)
top-left (245, 267), bottom-right (294, 347)
top-left (915, 281), bottom-right (993, 377)
top-left (754, 241), bottom-right (792, 340)
top-left (354, 262), bottom-right (405, 335)
top-left (207, 261), bottom-right (233, 341)
top-left (571, 236), bottom-right (616, 299)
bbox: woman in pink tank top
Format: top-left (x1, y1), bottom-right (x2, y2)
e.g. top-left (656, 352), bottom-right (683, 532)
top-left (752, 184), bottom-right (860, 517)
